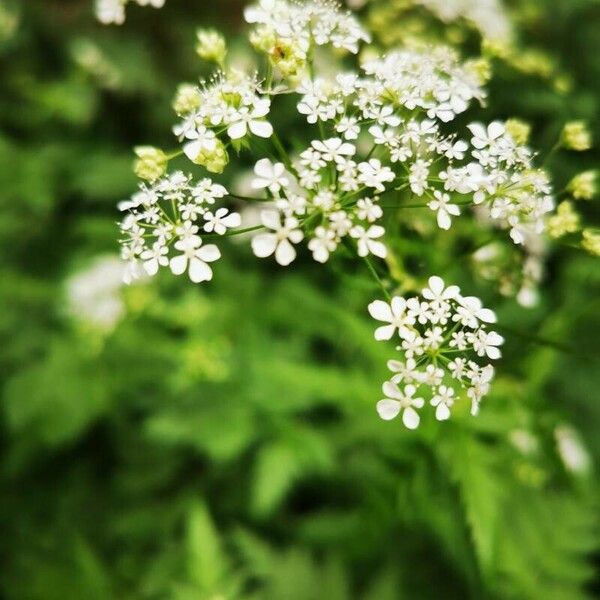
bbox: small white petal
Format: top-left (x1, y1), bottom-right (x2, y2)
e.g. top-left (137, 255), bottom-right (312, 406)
top-left (169, 255), bottom-right (187, 276)
top-left (189, 257), bottom-right (213, 282)
top-left (435, 403), bottom-right (451, 421)
top-left (251, 233), bottom-right (278, 258)
top-left (376, 399), bottom-right (401, 420)
top-left (275, 239), bottom-right (296, 266)
top-left (368, 300), bottom-right (393, 322)
top-left (249, 120), bottom-right (273, 138)
top-left (402, 407), bottom-right (420, 429)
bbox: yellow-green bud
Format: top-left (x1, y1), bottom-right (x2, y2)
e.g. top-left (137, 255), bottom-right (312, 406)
top-left (192, 138), bottom-right (229, 174)
top-left (561, 121), bottom-right (592, 152)
top-left (133, 146), bottom-right (168, 181)
top-left (172, 83), bottom-right (201, 115)
top-left (581, 229), bottom-right (600, 257)
top-left (505, 118), bottom-right (531, 145)
top-left (196, 29), bottom-right (227, 65)
top-left (249, 26), bottom-right (277, 53)
top-left (547, 201), bottom-right (579, 239)
top-left (567, 170), bottom-right (597, 200)
top-left (465, 58), bottom-right (492, 85)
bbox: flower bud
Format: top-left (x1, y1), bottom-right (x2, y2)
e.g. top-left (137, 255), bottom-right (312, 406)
top-left (567, 170), bottom-right (596, 200)
top-left (581, 229), bottom-right (600, 257)
top-left (172, 83), bottom-right (201, 115)
top-left (133, 146), bottom-right (168, 181)
top-left (561, 121), bottom-right (592, 152)
top-left (193, 138), bottom-right (229, 174)
top-left (196, 29), bottom-right (227, 64)
top-left (547, 201), bottom-right (579, 239)
top-left (505, 118), bottom-right (531, 145)
top-left (465, 58), bottom-right (492, 85)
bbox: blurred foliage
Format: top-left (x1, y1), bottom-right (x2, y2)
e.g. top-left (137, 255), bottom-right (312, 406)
top-left (0, 0), bottom-right (599, 598)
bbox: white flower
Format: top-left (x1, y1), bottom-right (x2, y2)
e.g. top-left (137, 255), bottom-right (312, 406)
top-left (356, 197), bottom-right (382, 223)
top-left (311, 138), bottom-right (356, 163)
top-left (468, 121), bottom-right (506, 150)
top-left (203, 208), bottom-right (242, 235)
top-left (169, 235), bottom-right (221, 283)
top-left (308, 226), bottom-right (337, 263)
top-left (141, 242), bottom-right (168, 276)
top-left (251, 210), bottom-right (303, 266)
top-left (471, 329), bottom-right (504, 359)
top-left (377, 382), bottom-right (425, 429)
top-left (387, 357), bottom-right (419, 384)
top-left (183, 126), bottom-right (217, 162)
top-left (454, 296), bottom-right (497, 328)
top-left (430, 386), bottom-right (455, 421)
top-left (336, 116), bottom-right (360, 140)
top-left (350, 224), bottom-right (387, 258)
top-left (422, 275), bottom-right (460, 303)
top-left (357, 159), bottom-right (395, 192)
top-left (427, 190), bottom-right (461, 230)
top-left (368, 297), bottom-right (415, 341)
top-left (227, 99), bottom-right (273, 140)
top-left (251, 158), bottom-right (290, 194)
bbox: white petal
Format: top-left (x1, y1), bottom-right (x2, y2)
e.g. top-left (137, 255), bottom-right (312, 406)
top-left (435, 403), bottom-right (451, 421)
top-left (437, 210), bottom-right (451, 230)
top-left (402, 407), bottom-right (420, 430)
top-left (478, 308), bottom-right (497, 323)
top-left (368, 300), bottom-right (392, 322)
top-left (382, 380), bottom-right (402, 400)
top-left (251, 233), bottom-right (278, 258)
top-left (222, 212), bottom-right (242, 228)
top-left (183, 140), bottom-right (201, 161)
top-left (374, 324), bottom-right (396, 341)
top-left (189, 258), bottom-right (212, 282)
top-left (254, 158), bottom-right (274, 178)
top-left (169, 255), bottom-right (187, 276)
top-left (197, 244), bottom-right (221, 263)
top-left (428, 276), bottom-right (444, 296)
top-left (275, 239), bottom-right (296, 266)
top-left (368, 240), bottom-right (387, 258)
top-left (227, 120), bottom-right (247, 140)
top-left (143, 259), bottom-right (159, 276)
top-left (260, 209), bottom-right (281, 230)
top-left (376, 399), bottom-right (401, 421)
top-left (249, 120), bottom-right (273, 138)
top-left (390, 296), bottom-right (406, 316)
top-left (488, 121), bottom-right (505, 139)
top-left (486, 346), bottom-right (501, 360)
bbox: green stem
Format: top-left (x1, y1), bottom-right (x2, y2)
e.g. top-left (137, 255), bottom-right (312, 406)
top-left (363, 255), bottom-right (391, 301)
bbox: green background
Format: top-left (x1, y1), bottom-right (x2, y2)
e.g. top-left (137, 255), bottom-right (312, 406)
top-left (1, 1), bottom-right (599, 598)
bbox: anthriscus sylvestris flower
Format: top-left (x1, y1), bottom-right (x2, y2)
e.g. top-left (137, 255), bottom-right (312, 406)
top-left (369, 276), bottom-right (502, 428)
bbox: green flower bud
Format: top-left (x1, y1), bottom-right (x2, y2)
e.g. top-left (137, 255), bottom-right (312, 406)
top-left (567, 171), bottom-right (597, 200)
top-left (581, 229), bottom-right (600, 257)
top-left (547, 201), bottom-right (579, 239)
top-left (505, 118), bottom-right (531, 145)
top-left (561, 121), bottom-right (592, 152)
top-left (133, 146), bottom-right (168, 181)
top-left (192, 138), bottom-right (229, 174)
top-left (172, 83), bottom-right (201, 116)
top-left (196, 29), bottom-right (227, 65)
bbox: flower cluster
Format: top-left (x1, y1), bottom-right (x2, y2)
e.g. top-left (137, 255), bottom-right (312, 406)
top-left (369, 276), bottom-right (503, 428)
top-left (246, 0), bottom-right (369, 80)
top-left (118, 172), bottom-right (240, 284)
top-left (249, 139), bottom-right (392, 265)
top-left (173, 74), bottom-right (273, 173)
top-left (95, 0), bottom-right (164, 25)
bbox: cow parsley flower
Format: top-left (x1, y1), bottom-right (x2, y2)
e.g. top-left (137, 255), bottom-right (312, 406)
top-left (370, 276), bottom-right (503, 427)
top-left (118, 172), bottom-right (238, 284)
